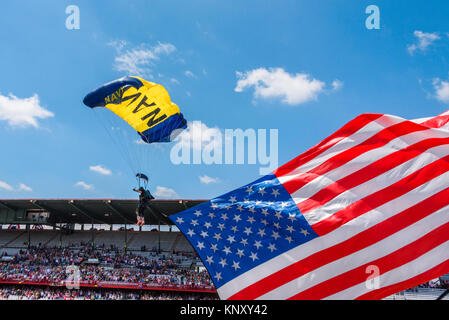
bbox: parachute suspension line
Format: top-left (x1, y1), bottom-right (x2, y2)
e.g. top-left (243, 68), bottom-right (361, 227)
top-left (92, 109), bottom-right (137, 176)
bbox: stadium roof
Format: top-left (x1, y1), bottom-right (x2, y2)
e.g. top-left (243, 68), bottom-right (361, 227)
top-left (0, 199), bottom-right (207, 225)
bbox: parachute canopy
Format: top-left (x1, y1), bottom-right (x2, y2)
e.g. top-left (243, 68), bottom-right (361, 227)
top-left (83, 76), bottom-right (187, 144)
top-left (136, 173), bottom-right (149, 182)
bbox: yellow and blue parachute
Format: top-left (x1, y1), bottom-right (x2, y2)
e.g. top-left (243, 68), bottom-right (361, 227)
top-left (83, 76), bottom-right (187, 144)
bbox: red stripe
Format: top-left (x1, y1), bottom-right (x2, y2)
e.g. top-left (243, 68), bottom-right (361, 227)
top-left (288, 221), bottom-right (449, 300)
top-left (227, 186), bottom-right (449, 300)
top-left (312, 153), bottom-right (449, 236)
top-left (281, 115), bottom-right (449, 195)
top-left (355, 259), bottom-right (449, 300)
top-left (299, 137), bottom-right (449, 214)
top-left (273, 114), bottom-right (383, 177)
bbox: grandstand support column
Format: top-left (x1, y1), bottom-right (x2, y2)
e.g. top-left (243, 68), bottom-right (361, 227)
top-left (124, 222), bottom-right (127, 253)
top-left (26, 224), bottom-right (30, 249)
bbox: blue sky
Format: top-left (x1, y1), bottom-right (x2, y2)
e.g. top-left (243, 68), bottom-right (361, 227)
top-left (0, 0), bottom-right (448, 200)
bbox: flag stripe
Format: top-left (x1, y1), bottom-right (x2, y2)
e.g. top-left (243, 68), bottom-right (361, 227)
top-left (312, 153), bottom-right (449, 235)
top-left (297, 137), bottom-right (449, 214)
top-left (273, 113), bottom-right (383, 177)
top-left (287, 220), bottom-right (449, 299)
top-left (259, 200), bottom-right (449, 299)
top-left (302, 144), bottom-right (449, 226)
top-left (280, 119), bottom-right (447, 194)
top-left (218, 169), bottom-right (449, 299)
top-left (227, 185), bottom-right (449, 300)
top-left (355, 259), bottom-right (449, 300)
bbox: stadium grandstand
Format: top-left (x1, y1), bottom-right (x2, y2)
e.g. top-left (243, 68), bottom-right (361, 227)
top-left (0, 198), bottom-right (447, 300)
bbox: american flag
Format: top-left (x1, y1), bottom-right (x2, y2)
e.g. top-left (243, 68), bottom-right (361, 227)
top-left (170, 111), bottom-right (449, 300)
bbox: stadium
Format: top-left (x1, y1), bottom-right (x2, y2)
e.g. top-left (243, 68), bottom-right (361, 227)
top-left (3, 1), bottom-right (449, 304)
top-left (0, 198), bottom-right (447, 300)
top-left (0, 198), bottom-right (219, 300)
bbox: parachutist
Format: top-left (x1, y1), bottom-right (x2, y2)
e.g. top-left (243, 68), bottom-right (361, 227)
top-left (133, 186), bottom-right (155, 227)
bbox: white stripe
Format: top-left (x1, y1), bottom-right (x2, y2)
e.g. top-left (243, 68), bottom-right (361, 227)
top-left (303, 144), bottom-right (449, 225)
top-left (325, 239), bottom-right (449, 300)
top-left (217, 171), bottom-right (449, 299)
top-left (257, 203), bottom-right (449, 299)
top-left (277, 115), bottom-right (405, 185)
top-left (290, 126), bottom-right (449, 206)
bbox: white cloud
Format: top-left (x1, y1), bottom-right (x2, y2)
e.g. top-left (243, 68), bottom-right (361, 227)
top-left (0, 93), bottom-right (54, 128)
top-left (407, 31), bottom-right (440, 55)
top-left (0, 181), bottom-right (14, 191)
top-left (332, 79), bottom-right (344, 91)
top-left (174, 121), bottom-right (222, 151)
top-left (199, 175), bottom-right (220, 184)
top-left (75, 181), bottom-right (94, 190)
top-left (170, 78), bottom-right (180, 84)
top-left (185, 70), bottom-right (197, 78)
top-left (235, 67), bottom-right (331, 105)
top-left (89, 165), bottom-right (112, 175)
top-left (433, 78), bottom-right (449, 103)
top-left (18, 183), bottom-right (32, 192)
top-left (110, 41), bottom-right (176, 76)
top-left (154, 186), bottom-right (178, 198)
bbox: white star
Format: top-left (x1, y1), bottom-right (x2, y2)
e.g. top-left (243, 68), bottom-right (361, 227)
top-left (221, 213), bottom-right (229, 220)
top-left (175, 217), bottom-right (184, 224)
top-left (286, 225), bottom-right (295, 233)
top-left (249, 252), bottom-right (259, 262)
top-left (280, 201), bottom-right (289, 208)
top-left (257, 228), bottom-right (266, 237)
top-left (206, 256), bottom-right (214, 264)
top-left (204, 222), bottom-right (212, 229)
top-left (240, 238), bottom-right (248, 246)
top-left (236, 249), bottom-right (245, 258)
top-left (245, 186), bottom-right (253, 194)
top-left (219, 258), bottom-right (227, 268)
top-left (233, 214), bottom-right (242, 223)
top-left (190, 219), bottom-right (199, 226)
top-left (214, 272), bottom-right (222, 281)
top-left (285, 236), bottom-right (293, 243)
top-left (229, 196), bottom-right (237, 204)
top-left (217, 223), bottom-right (225, 231)
top-left (244, 227), bottom-right (253, 236)
top-left (213, 233), bottom-right (222, 241)
top-left (237, 205), bottom-right (244, 212)
top-left (211, 203), bottom-right (219, 210)
top-left (232, 261), bottom-right (241, 271)
top-left (261, 219), bottom-right (269, 226)
top-left (271, 231), bottom-right (280, 240)
top-left (227, 235), bottom-right (236, 244)
top-left (193, 210), bottom-right (202, 217)
top-left (258, 187), bottom-right (266, 196)
top-left (248, 207), bottom-right (256, 214)
top-left (271, 189), bottom-right (280, 197)
top-left (187, 229), bottom-right (195, 237)
top-left (274, 211), bottom-right (283, 220)
top-left (210, 244), bottom-right (219, 252)
top-left (247, 216), bottom-right (256, 224)
top-left (273, 222), bottom-right (281, 229)
top-left (200, 231), bottom-right (208, 238)
top-left (254, 240), bottom-right (263, 250)
top-left (231, 225), bottom-right (239, 233)
top-left (208, 212), bottom-right (215, 219)
top-left (261, 208), bottom-right (269, 216)
top-left (300, 228), bottom-right (310, 237)
top-left (223, 246), bottom-right (231, 255)
top-left (268, 243), bottom-right (277, 252)
top-left (288, 214), bottom-right (297, 222)
top-left (197, 241), bottom-right (205, 250)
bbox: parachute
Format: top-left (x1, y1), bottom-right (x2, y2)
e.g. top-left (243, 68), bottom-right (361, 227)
top-left (83, 76), bottom-right (187, 180)
top-left (83, 76), bottom-right (187, 144)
